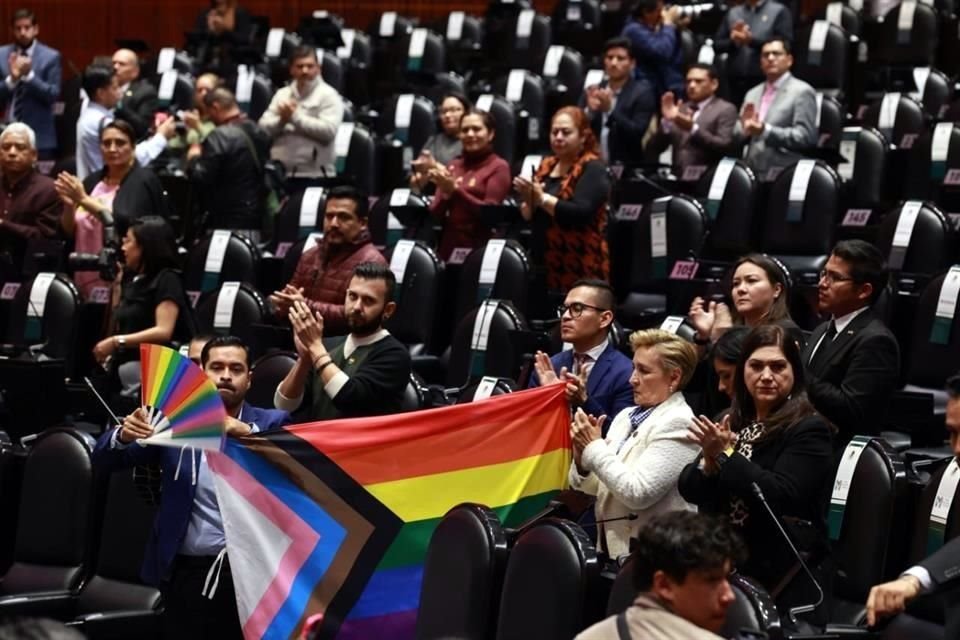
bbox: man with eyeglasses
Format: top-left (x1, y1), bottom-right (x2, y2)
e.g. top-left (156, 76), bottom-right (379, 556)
top-left (734, 37), bottom-right (817, 179)
top-left (802, 240), bottom-right (899, 447)
top-left (269, 184), bottom-right (386, 337)
top-left (529, 279), bottom-right (633, 435)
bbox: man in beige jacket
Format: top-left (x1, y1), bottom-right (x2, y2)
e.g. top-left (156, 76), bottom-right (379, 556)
top-left (259, 45), bottom-right (344, 177)
top-left (577, 511), bottom-right (745, 640)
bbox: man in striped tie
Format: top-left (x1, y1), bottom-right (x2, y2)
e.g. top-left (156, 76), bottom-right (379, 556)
top-left (0, 9), bottom-right (61, 161)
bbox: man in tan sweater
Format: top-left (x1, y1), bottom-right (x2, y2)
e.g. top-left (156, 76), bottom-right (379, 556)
top-left (577, 511), bottom-right (745, 640)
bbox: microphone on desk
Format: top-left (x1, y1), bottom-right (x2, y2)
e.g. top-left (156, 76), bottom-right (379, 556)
top-left (750, 482), bottom-right (824, 627)
top-left (593, 513), bottom-right (639, 525)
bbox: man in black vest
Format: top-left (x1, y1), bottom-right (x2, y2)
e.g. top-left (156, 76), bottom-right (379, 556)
top-left (802, 240), bottom-right (899, 446)
top-left (274, 262), bottom-right (411, 420)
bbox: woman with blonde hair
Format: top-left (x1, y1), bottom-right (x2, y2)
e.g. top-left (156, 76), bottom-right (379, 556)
top-left (569, 329), bottom-right (701, 559)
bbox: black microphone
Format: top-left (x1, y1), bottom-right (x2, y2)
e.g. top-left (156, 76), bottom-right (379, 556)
top-left (750, 482), bottom-right (824, 626)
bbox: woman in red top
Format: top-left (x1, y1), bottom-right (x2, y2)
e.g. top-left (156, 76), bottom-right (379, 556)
top-left (514, 106), bottom-right (610, 292)
top-left (426, 109), bottom-right (511, 261)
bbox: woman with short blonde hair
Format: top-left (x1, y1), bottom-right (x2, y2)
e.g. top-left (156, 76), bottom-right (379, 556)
top-left (569, 329), bottom-right (700, 559)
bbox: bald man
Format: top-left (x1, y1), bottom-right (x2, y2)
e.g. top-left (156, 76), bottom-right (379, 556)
top-left (112, 48), bottom-right (158, 139)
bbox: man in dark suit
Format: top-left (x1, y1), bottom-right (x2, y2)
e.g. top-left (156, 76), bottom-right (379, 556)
top-left (580, 37), bottom-right (655, 167)
top-left (0, 9), bottom-right (60, 158)
top-left (530, 279), bottom-right (634, 434)
top-left (93, 335), bottom-right (290, 639)
top-left (802, 240), bottom-right (900, 446)
top-left (646, 63), bottom-right (738, 178)
top-left (113, 48), bottom-right (159, 140)
top-left (865, 373), bottom-right (960, 635)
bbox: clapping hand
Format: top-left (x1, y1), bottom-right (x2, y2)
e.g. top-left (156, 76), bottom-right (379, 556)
top-left (270, 285), bottom-right (305, 316)
top-left (740, 103), bottom-right (764, 137)
top-left (427, 165), bottom-right (457, 195)
top-left (571, 407), bottom-right (606, 455)
top-left (562, 368), bottom-right (588, 406)
top-left (54, 171), bottom-right (87, 207)
top-left (688, 413), bottom-right (736, 459)
top-left (288, 300), bottom-right (324, 356)
top-left (277, 98), bottom-right (298, 121)
top-left (688, 296), bottom-right (716, 342)
top-left (533, 350), bottom-right (560, 385)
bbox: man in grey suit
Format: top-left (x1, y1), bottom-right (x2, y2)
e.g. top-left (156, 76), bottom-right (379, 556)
top-left (647, 64), bottom-right (737, 179)
top-left (865, 372), bottom-right (960, 636)
top-left (0, 9), bottom-right (60, 159)
top-left (735, 37), bottom-right (817, 180)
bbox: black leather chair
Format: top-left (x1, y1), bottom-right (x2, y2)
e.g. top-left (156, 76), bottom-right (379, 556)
top-left (278, 233), bottom-right (324, 285)
top-left (552, 0), bottom-right (603, 59)
top-left (695, 159), bottom-right (759, 261)
top-left (337, 28), bottom-right (374, 108)
top-left (869, 1), bottom-right (939, 66)
top-left (249, 350), bottom-right (297, 410)
top-left (502, 9), bottom-right (552, 74)
top-left (401, 28), bottom-right (446, 79)
top-left (446, 299), bottom-right (527, 387)
top-left (861, 93), bottom-right (926, 151)
top-left (234, 71), bottom-right (273, 122)
top-left (618, 195), bottom-right (708, 327)
top-left (437, 11), bottom-right (484, 77)
top-left (829, 437), bottom-right (910, 624)
top-left (903, 123), bottom-right (960, 207)
top-left (818, 93), bottom-right (844, 149)
top-left (722, 573), bottom-right (784, 638)
top-left (334, 122), bottom-right (378, 196)
top-left (376, 94), bottom-right (437, 190)
top-left (366, 12), bottom-right (416, 101)
top-left (145, 48), bottom-right (195, 78)
top-left (367, 190), bottom-right (430, 251)
top-left (793, 20), bottom-right (848, 95)
top-left (263, 28), bottom-right (304, 88)
top-left (195, 282), bottom-right (269, 352)
top-left (184, 231), bottom-right (261, 296)
top-left (416, 503), bottom-right (508, 640)
top-left (67, 467), bottom-right (162, 638)
top-left (455, 240), bottom-right (530, 320)
top-left (836, 126), bottom-right (888, 215)
top-left (492, 69), bottom-right (547, 152)
top-left (0, 429), bottom-right (96, 616)
top-left (317, 48), bottom-right (344, 94)
top-left (541, 45), bottom-right (586, 114)
top-left (874, 201), bottom-right (951, 285)
top-left (818, 1), bottom-right (862, 37)
top-left (918, 68), bottom-right (952, 118)
top-left (385, 240), bottom-right (444, 357)
top-left (151, 70), bottom-right (195, 111)
top-left (274, 186), bottom-right (328, 247)
top-left (495, 518), bottom-right (600, 640)
top-left (5, 273), bottom-right (80, 363)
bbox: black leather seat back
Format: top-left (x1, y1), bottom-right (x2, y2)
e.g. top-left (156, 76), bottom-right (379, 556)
top-left (906, 268), bottom-right (960, 387)
top-left (841, 126), bottom-right (887, 207)
top-left (874, 201), bottom-right (950, 278)
top-left (1, 429), bottom-right (94, 595)
top-left (832, 439), bottom-right (907, 605)
top-left (630, 195), bottom-right (707, 293)
top-left (318, 49), bottom-right (344, 94)
top-left (907, 458), bottom-right (960, 567)
top-left (862, 94), bottom-right (925, 150)
top-left (399, 373), bottom-right (428, 412)
top-left (456, 240), bottom-right (530, 320)
top-left (503, 10), bottom-right (551, 73)
top-left (402, 29), bottom-right (446, 77)
top-left (376, 93), bottom-right (437, 155)
top-left (552, 0), bottom-right (603, 58)
top-left (195, 282), bottom-right (269, 348)
top-left (475, 94), bottom-right (517, 165)
top-left (447, 300), bottom-right (527, 387)
top-left (367, 190), bottom-right (429, 251)
top-left (495, 518), bottom-right (599, 640)
top-left (793, 21), bottom-right (848, 92)
top-left (6, 273), bottom-right (80, 360)
top-left (417, 503), bottom-right (508, 640)
top-left (274, 187), bottom-right (328, 246)
top-left (338, 122), bottom-right (378, 196)
top-left (605, 556), bottom-right (637, 616)
top-left (761, 160), bottom-right (840, 256)
top-left (386, 240), bottom-right (443, 347)
top-left (455, 377), bottom-right (516, 404)
top-left (818, 2), bottom-right (861, 36)
top-left (696, 159), bottom-right (758, 259)
top-left (903, 123), bottom-right (960, 202)
top-left (818, 93), bottom-right (844, 149)
top-left (543, 46), bottom-right (586, 108)
top-left (249, 351), bottom-right (298, 409)
top-left (871, 2), bottom-right (939, 66)
top-left (184, 231), bottom-right (260, 294)
top-left (920, 68), bottom-right (952, 118)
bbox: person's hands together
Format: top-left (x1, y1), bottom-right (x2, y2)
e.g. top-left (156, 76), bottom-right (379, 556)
top-left (562, 368), bottom-right (588, 405)
top-left (571, 407), bottom-right (606, 453)
top-left (688, 296), bottom-right (716, 342)
top-left (289, 299), bottom-right (325, 357)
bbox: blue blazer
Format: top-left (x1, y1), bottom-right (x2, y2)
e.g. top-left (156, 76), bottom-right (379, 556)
top-left (0, 40), bottom-right (61, 152)
top-left (529, 343), bottom-right (634, 432)
top-left (92, 402), bottom-right (290, 586)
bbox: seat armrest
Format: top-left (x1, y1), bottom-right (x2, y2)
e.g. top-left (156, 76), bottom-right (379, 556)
top-left (0, 590), bottom-right (77, 618)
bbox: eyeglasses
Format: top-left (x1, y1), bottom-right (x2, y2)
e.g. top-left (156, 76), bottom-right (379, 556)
top-left (557, 302), bottom-right (609, 318)
top-left (818, 269), bottom-right (858, 285)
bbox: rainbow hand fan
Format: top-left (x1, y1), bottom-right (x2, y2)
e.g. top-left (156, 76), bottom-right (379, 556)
top-left (138, 344), bottom-right (226, 451)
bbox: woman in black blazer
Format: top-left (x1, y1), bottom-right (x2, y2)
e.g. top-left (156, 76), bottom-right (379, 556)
top-left (679, 324), bottom-right (834, 624)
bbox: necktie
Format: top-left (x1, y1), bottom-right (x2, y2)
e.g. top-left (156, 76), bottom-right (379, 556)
top-left (808, 320), bottom-right (837, 370)
top-left (11, 49), bottom-right (26, 123)
top-left (757, 82), bottom-right (777, 121)
top-left (573, 352), bottom-right (590, 378)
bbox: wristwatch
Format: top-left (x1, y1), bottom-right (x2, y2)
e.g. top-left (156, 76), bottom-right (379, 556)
top-left (115, 335), bottom-right (126, 349)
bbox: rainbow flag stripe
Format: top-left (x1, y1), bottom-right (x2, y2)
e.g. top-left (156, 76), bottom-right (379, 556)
top-left (208, 383), bottom-right (571, 639)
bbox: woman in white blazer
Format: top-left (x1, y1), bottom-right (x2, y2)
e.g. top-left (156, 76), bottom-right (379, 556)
top-left (569, 329), bottom-right (700, 559)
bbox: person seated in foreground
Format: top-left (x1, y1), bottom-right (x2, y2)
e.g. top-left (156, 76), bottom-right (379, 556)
top-left (576, 510), bottom-right (746, 639)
